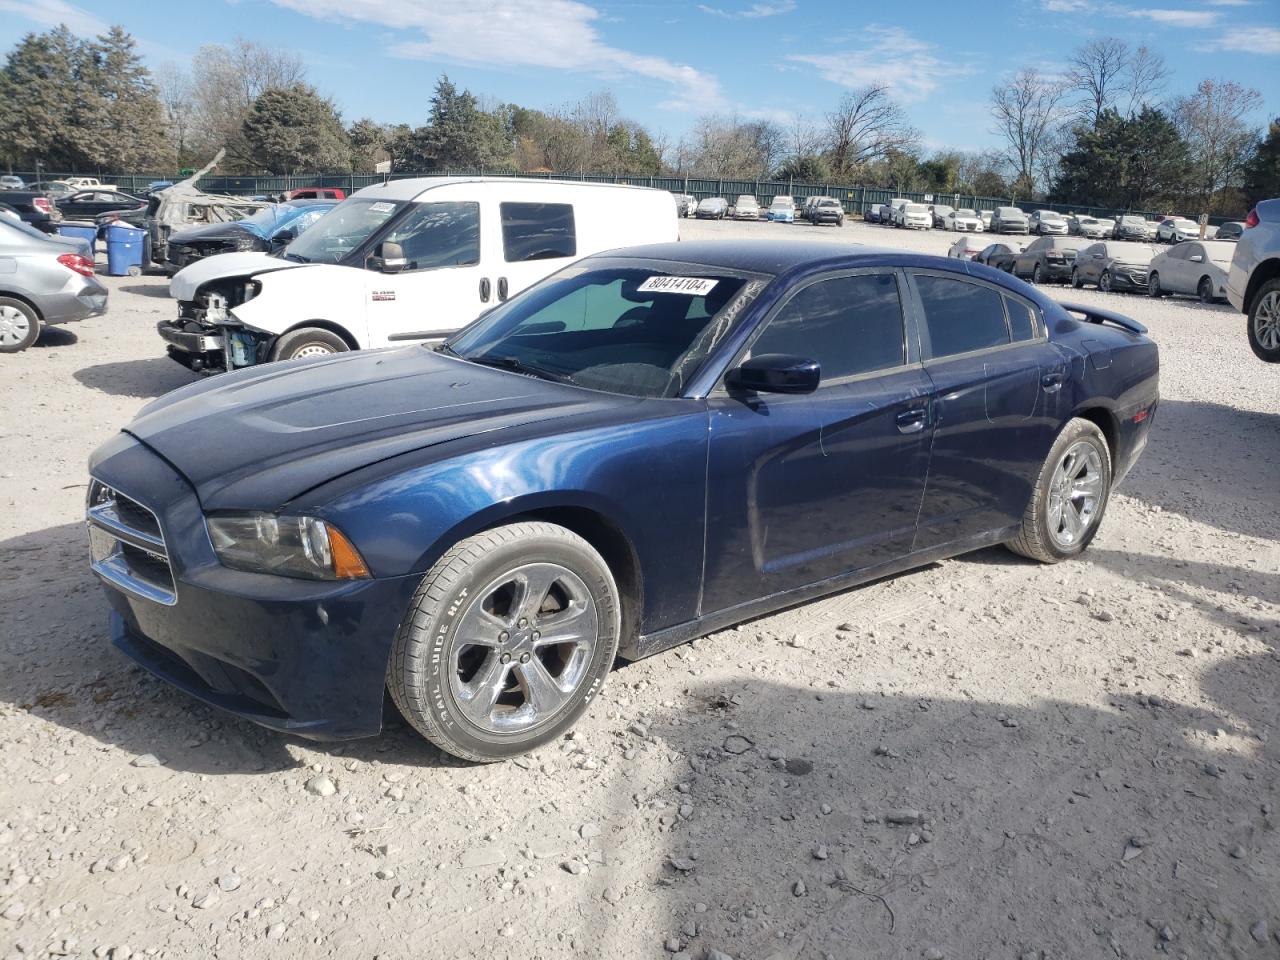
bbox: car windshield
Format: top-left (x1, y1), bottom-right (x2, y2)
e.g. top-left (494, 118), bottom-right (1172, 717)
top-left (1039, 211), bottom-right (1064, 220)
top-left (446, 261), bottom-right (761, 398)
top-left (998, 207), bottom-right (1023, 216)
top-left (905, 204), bottom-right (927, 214)
top-left (1121, 216), bottom-right (1146, 225)
top-left (933, 205), bottom-right (953, 215)
top-left (770, 199), bottom-right (793, 209)
top-left (1110, 242), bottom-right (1157, 262)
top-left (957, 209), bottom-right (976, 217)
top-left (282, 197), bottom-right (404, 264)
top-left (1172, 219), bottom-right (1197, 229)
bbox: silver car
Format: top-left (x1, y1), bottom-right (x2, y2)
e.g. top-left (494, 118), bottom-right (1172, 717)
top-left (1227, 200), bottom-right (1280, 362)
top-left (1030, 210), bottom-right (1069, 235)
top-left (0, 218), bottom-right (108, 353)
top-left (991, 206), bottom-right (1030, 234)
top-left (1155, 217), bottom-right (1201, 244)
top-left (733, 195), bottom-right (761, 220)
top-left (1148, 240), bottom-right (1234, 303)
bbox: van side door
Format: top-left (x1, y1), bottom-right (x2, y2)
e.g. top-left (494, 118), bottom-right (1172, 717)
top-left (489, 200), bottom-right (581, 306)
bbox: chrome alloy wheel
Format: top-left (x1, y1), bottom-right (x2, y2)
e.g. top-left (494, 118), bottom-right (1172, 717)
top-left (0, 304), bottom-right (32, 347)
top-left (448, 562), bottom-right (598, 734)
top-left (1255, 290), bottom-right (1280, 352)
top-left (1047, 440), bottom-right (1105, 549)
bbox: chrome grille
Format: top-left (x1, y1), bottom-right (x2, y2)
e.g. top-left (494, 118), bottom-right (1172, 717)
top-left (86, 479), bottom-right (176, 605)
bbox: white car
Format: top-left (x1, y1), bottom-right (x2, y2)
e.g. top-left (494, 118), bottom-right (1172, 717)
top-left (1030, 210), bottom-right (1069, 235)
top-left (947, 236), bottom-right (986, 259)
top-left (945, 208), bottom-right (984, 232)
top-left (1156, 218), bottom-right (1201, 244)
top-left (64, 176), bottom-right (116, 192)
top-left (1147, 240), bottom-right (1235, 303)
top-left (733, 195), bottom-right (761, 220)
top-left (162, 177), bottom-right (679, 373)
top-left (898, 203), bottom-right (931, 230)
top-left (887, 199), bottom-right (910, 226)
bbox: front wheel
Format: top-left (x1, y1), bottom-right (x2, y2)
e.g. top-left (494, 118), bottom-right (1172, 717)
top-left (1099, 271), bottom-right (1113, 293)
top-left (1007, 418), bottom-right (1112, 563)
top-left (388, 522), bottom-right (621, 762)
top-left (0, 297), bottom-right (41, 353)
top-left (269, 326), bottom-right (350, 362)
top-left (1032, 263), bottom-right (1044, 284)
top-left (1247, 280), bottom-right (1280, 363)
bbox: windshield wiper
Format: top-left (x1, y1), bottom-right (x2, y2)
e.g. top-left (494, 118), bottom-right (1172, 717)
top-left (463, 353), bottom-right (575, 385)
top-left (282, 252), bottom-right (310, 263)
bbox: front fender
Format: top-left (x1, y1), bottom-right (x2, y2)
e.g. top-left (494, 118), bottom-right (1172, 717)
top-left (233, 264), bottom-right (369, 345)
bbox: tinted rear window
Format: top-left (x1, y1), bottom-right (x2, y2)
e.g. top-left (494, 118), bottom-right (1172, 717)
top-left (501, 202), bottom-right (576, 263)
top-left (1005, 297), bottom-right (1037, 342)
top-left (915, 275), bottom-right (1010, 359)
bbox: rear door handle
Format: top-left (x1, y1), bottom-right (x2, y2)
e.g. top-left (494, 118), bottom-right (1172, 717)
top-left (896, 408), bottom-right (927, 433)
top-left (1041, 372), bottom-right (1064, 391)
top-left (479, 277), bottom-right (491, 303)
top-left (497, 277), bottom-right (509, 301)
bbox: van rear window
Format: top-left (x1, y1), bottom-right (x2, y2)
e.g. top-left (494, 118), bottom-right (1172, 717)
top-left (501, 202), bottom-right (576, 263)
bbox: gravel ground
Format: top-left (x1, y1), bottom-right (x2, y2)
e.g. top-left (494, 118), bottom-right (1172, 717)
top-left (1, 218), bottom-right (1278, 960)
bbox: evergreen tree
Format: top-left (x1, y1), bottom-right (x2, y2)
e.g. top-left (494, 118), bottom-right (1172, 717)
top-left (347, 118), bottom-right (389, 172)
top-left (241, 84), bottom-right (350, 174)
top-left (1242, 118), bottom-right (1280, 206)
top-left (1050, 108), bottom-right (1190, 210)
top-left (418, 75), bottom-right (512, 170)
top-left (0, 27), bottom-right (82, 169)
top-left (80, 27), bottom-right (171, 169)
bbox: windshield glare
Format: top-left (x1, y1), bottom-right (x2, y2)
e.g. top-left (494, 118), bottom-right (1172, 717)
top-left (447, 262), bottom-right (758, 398)
top-left (283, 197), bottom-right (403, 263)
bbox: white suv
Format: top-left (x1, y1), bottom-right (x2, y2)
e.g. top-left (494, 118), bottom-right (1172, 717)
top-left (1227, 200), bottom-right (1280, 362)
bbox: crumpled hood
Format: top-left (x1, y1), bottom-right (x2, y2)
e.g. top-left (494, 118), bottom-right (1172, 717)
top-left (168, 221), bottom-right (256, 246)
top-left (125, 347), bottom-right (611, 511)
top-left (168, 251), bottom-right (298, 300)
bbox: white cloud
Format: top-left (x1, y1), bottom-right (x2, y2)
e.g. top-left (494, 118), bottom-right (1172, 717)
top-left (1042, 0), bottom-right (1092, 11)
top-left (1126, 7), bottom-right (1219, 27)
top-left (787, 26), bottom-right (971, 103)
top-left (268, 0), bottom-right (723, 111)
top-left (699, 1), bottom-right (796, 18)
top-left (1213, 25), bottom-right (1280, 53)
top-left (1206, 0), bottom-right (1252, 5)
top-left (0, 0), bottom-right (109, 36)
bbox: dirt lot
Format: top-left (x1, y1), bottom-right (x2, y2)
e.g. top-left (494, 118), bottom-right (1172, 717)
top-left (1, 218), bottom-right (1278, 960)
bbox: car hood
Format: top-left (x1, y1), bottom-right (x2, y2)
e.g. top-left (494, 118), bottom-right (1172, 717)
top-left (169, 222), bottom-right (258, 246)
top-left (123, 347), bottom-right (620, 511)
top-left (169, 251), bottom-right (299, 300)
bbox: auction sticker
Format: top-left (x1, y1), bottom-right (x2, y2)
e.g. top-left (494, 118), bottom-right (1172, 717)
top-left (369, 201), bottom-right (396, 213)
top-left (638, 276), bottom-right (718, 295)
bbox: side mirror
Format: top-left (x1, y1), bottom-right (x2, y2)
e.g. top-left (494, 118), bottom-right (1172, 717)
top-left (270, 228), bottom-right (295, 247)
top-left (725, 354), bottom-right (820, 395)
top-left (370, 240), bottom-right (407, 273)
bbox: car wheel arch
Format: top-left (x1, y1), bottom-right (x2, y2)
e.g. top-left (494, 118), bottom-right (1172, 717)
top-left (1243, 258), bottom-right (1280, 313)
top-left (0, 289), bottom-right (44, 321)
top-left (1067, 404), bottom-right (1120, 463)
top-left (282, 319), bottom-right (358, 350)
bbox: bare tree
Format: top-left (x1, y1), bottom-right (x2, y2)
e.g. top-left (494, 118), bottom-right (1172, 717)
top-left (154, 62), bottom-right (195, 164)
top-left (1067, 38), bottom-right (1129, 126)
top-left (682, 114), bottom-right (783, 179)
top-left (823, 84), bottom-right (918, 177)
top-left (1173, 78), bottom-right (1264, 209)
top-left (990, 68), bottom-right (1068, 194)
top-left (1121, 46), bottom-right (1170, 117)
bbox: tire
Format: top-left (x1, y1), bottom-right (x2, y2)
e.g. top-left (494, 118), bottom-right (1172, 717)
top-left (0, 296), bottom-right (41, 353)
top-left (1032, 263), bottom-right (1044, 284)
top-left (1099, 271), bottom-right (1113, 293)
top-left (1007, 417), bottom-right (1112, 564)
top-left (268, 326), bottom-right (349, 362)
top-left (1246, 279), bottom-right (1280, 363)
top-left (388, 521), bottom-right (622, 762)
top-left (1147, 272), bottom-right (1163, 298)
top-left (1197, 277), bottom-right (1215, 304)
top-left (1071, 269), bottom-right (1083, 289)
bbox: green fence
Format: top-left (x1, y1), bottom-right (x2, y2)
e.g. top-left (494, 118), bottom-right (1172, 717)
top-left (9, 168), bottom-right (1237, 225)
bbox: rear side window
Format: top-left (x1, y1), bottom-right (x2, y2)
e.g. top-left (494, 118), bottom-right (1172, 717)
top-left (1004, 297), bottom-right (1037, 342)
top-left (383, 201), bottom-right (480, 270)
top-left (501, 202), bottom-right (576, 262)
top-left (750, 273), bottom-right (905, 381)
top-left (915, 275), bottom-right (1010, 359)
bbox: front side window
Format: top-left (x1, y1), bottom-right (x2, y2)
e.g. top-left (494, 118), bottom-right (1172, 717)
top-left (383, 201), bottom-right (480, 271)
top-left (448, 262), bottom-right (756, 398)
top-left (501, 202), bottom-right (576, 262)
top-left (749, 273), bottom-right (906, 382)
top-left (915, 275), bottom-right (1010, 359)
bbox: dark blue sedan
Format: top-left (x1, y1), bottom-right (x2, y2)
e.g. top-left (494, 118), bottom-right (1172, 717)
top-left (87, 240), bottom-right (1159, 761)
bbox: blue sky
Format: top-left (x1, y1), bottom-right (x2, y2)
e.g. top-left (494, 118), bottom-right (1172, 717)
top-left (1, 0), bottom-right (1276, 155)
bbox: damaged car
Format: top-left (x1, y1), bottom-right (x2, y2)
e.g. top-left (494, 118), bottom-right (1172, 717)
top-left (145, 151), bottom-right (273, 268)
top-left (163, 200), bottom-right (336, 273)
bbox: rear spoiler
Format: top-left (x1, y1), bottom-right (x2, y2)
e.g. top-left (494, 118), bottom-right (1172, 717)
top-left (1058, 301), bottom-right (1148, 335)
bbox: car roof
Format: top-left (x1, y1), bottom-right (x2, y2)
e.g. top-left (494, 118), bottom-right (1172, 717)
top-left (354, 176), bottom-right (665, 202)
top-left (590, 238), bottom-right (994, 275)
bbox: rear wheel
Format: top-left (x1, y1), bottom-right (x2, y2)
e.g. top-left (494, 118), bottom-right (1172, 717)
top-left (1197, 277), bottom-right (1215, 304)
top-left (1247, 280), bottom-right (1280, 363)
top-left (388, 522), bottom-right (621, 762)
top-left (0, 297), bottom-right (40, 353)
top-left (1147, 272), bottom-right (1164, 298)
top-left (1007, 418), bottom-right (1112, 563)
top-left (1071, 269), bottom-right (1083, 289)
top-left (1032, 263), bottom-right (1044, 284)
top-left (269, 326), bottom-right (349, 362)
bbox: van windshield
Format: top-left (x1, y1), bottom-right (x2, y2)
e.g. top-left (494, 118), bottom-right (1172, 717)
top-left (282, 197), bottom-right (405, 264)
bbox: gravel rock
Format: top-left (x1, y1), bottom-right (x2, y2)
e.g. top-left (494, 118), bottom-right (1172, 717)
top-left (579, 822), bottom-right (601, 840)
top-left (216, 873), bottom-right (241, 892)
top-left (304, 776), bottom-right (336, 797)
top-left (884, 809), bottom-right (921, 825)
top-left (191, 890), bottom-right (219, 909)
top-left (1250, 920), bottom-right (1269, 943)
top-left (130, 754), bottom-right (162, 768)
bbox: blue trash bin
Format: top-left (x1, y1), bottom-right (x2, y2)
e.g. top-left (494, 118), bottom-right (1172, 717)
top-left (58, 221), bottom-right (98, 252)
top-left (106, 223), bottom-right (146, 277)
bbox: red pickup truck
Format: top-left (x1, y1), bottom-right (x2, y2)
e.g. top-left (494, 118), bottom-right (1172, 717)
top-left (283, 187), bottom-right (346, 201)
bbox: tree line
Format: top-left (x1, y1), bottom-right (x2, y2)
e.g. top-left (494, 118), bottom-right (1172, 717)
top-left (1, 24), bottom-right (1276, 214)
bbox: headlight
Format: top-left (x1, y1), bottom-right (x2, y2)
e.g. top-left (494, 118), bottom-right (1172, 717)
top-left (206, 513), bottom-right (370, 580)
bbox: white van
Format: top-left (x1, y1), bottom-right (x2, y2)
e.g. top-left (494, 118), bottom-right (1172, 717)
top-left (161, 177), bottom-right (678, 372)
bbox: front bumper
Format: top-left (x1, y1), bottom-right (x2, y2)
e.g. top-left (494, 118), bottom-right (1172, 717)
top-left (89, 434), bottom-right (421, 740)
top-left (812, 212), bottom-right (843, 223)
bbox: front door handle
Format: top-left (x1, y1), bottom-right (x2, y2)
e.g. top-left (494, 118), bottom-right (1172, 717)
top-left (497, 277), bottom-right (509, 301)
top-left (896, 408), bottom-right (927, 433)
top-left (1041, 372), bottom-right (1064, 391)
top-left (479, 277), bottom-right (491, 303)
